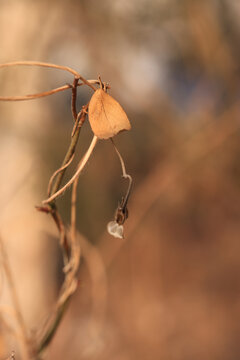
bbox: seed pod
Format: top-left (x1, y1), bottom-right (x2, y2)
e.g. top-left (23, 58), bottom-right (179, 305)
top-left (107, 221), bottom-right (124, 239)
top-left (88, 89), bottom-right (131, 139)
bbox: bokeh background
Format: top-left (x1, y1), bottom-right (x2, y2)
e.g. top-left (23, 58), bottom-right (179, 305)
top-left (0, 0), bottom-right (240, 359)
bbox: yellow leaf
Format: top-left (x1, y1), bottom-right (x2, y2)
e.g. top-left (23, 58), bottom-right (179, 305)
top-left (88, 89), bottom-right (131, 139)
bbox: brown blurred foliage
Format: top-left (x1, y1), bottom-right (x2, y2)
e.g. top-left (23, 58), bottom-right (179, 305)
top-left (0, 0), bottom-right (240, 359)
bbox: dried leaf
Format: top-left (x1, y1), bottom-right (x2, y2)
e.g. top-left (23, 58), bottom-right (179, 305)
top-left (88, 89), bottom-right (131, 139)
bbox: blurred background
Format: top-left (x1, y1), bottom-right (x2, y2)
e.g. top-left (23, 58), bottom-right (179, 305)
top-left (0, 0), bottom-right (240, 359)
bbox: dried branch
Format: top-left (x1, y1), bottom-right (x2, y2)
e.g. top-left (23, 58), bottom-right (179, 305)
top-left (71, 77), bottom-right (79, 121)
top-left (0, 84), bottom-right (71, 101)
top-left (0, 61), bottom-right (97, 91)
top-left (48, 105), bottom-right (89, 200)
top-left (0, 60), bottom-right (130, 358)
top-left (47, 154), bottom-right (75, 198)
top-left (111, 138), bottom-right (133, 208)
top-left (35, 74), bottom-right (96, 355)
top-left (42, 135), bottom-right (98, 204)
top-left (70, 175), bottom-right (79, 264)
top-left (37, 193), bottom-right (81, 355)
top-left (107, 138), bottom-right (133, 238)
top-left (0, 81), bottom-right (100, 102)
top-left (0, 60), bottom-right (110, 103)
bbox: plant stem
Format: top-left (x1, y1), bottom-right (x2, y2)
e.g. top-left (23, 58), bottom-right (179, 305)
top-left (43, 135), bottom-right (98, 204)
top-left (0, 61), bottom-right (97, 91)
top-left (49, 127), bottom-right (81, 199)
top-left (37, 299), bottom-right (70, 355)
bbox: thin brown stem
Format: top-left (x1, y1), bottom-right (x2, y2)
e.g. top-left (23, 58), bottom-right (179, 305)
top-left (43, 135), bottom-right (98, 204)
top-left (71, 77), bottom-right (79, 121)
top-left (110, 138), bottom-right (127, 177)
top-left (110, 138), bottom-right (133, 214)
top-left (71, 103), bottom-right (89, 137)
top-left (37, 192), bottom-right (81, 355)
top-left (71, 179), bottom-right (78, 257)
top-left (0, 80), bottom-right (101, 102)
top-left (49, 105), bottom-right (89, 199)
top-left (0, 61), bottom-right (97, 102)
top-left (51, 209), bottom-right (70, 264)
top-left (37, 299), bottom-right (69, 355)
top-left (49, 126), bottom-right (81, 198)
top-left (0, 84), bottom-right (70, 101)
top-left (47, 153), bottom-right (75, 197)
top-left (0, 61), bottom-right (81, 76)
top-left (69, 169), bottom-right (82, 276)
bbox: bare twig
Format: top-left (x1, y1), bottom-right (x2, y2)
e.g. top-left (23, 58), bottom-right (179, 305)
top-left (37, 299), bottom-right (69, 355)
top-left (48, 105), bottom-right (89, 200)
top-left (71, 103), bottom-right (89, 137)
top-left (52, 210), bottom-right (70, 265)
top-left (110, 138), bottom-right (128, 177)
top-left (0, 80), bottom-right (108, 102)
top-left (43, 135), bottom-right (98, 204)
top-left (0, 62), bottom-right (114, 103)
top-left (71, 77), bottom-right (79, 121)
top-left (0, 61), bottom-right (97, 91)
top-left (36, 87), bottom-right (93, 354)
top-left (70, 178), bottom-right (79, 263)
top-left (0, 84), bottom-right (71, 101)
top-left (37, 221), bottom-right (81, 355)
top-left (110, 138), bottom-right (133, 224)
top-left (0, 81), bottom-right (99, 102)
top-left (47, 154), bottom-right (75, 197)
top-left (0, 60), bottom-right (120, 357)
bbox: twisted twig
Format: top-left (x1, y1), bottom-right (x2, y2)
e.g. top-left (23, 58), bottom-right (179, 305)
top-left (42, 135), bottom-right (98, 204)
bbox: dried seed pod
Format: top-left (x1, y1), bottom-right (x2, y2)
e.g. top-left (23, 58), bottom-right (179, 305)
top-left (88, 89), bottom-right (131, 139)
top-left (107, 221), bottom-right (124, 239)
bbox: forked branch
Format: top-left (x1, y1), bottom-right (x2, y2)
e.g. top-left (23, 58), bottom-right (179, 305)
top-left (0, 60), bottom-right (131, 357)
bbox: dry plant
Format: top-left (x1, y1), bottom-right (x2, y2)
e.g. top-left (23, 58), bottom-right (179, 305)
top-left (0, 61), bottom-right (132, 359)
